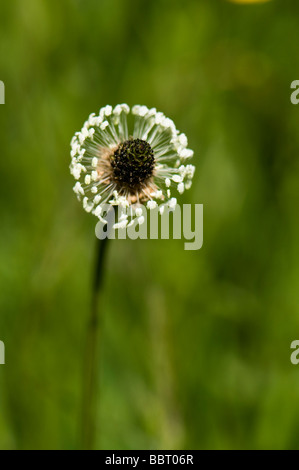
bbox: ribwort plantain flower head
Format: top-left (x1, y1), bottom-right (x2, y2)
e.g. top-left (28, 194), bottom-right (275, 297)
top-left (70, 104), bottom-right (195, 227)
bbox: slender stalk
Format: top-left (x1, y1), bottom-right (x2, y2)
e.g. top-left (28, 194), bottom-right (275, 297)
top-left (80, 234), bottom-right (110, 450)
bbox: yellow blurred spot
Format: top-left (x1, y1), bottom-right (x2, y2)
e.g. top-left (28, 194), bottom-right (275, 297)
top-left (227, 0), bottom-right (271, 3)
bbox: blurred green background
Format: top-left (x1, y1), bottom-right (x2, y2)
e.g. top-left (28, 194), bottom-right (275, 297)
top-left (0, 0), bottom-right (299, 450)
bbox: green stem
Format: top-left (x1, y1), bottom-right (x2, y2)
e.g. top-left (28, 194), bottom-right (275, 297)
top-left (80, 234), bottom-right (110, 450)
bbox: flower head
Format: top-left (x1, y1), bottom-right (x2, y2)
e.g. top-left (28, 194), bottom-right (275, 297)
top-left (70, 104), bottom-right (195, 227)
